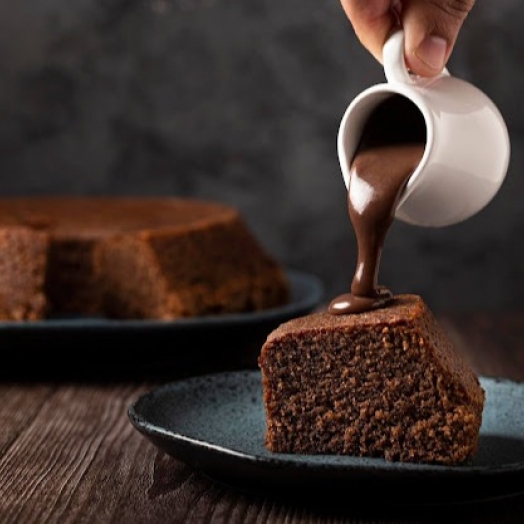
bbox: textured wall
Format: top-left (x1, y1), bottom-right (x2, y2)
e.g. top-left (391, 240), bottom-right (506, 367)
top-left (0, 0), bottom-right (522, 313)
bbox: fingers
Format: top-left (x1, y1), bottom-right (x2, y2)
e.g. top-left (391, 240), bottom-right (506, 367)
top-left (402, 0), bottom-right (476, 77)
top-left (339, 0), bottom-right (399, 64)
top-left (340, 0), bottom-right (475, 77)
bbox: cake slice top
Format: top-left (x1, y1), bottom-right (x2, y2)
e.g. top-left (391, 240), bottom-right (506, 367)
top-left (266, 294), bottom-right (431, 337)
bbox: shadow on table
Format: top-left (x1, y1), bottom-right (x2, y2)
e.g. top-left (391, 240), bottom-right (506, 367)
top-left (212, 473), bottom-right (524, 522)
top-left (151, 453), bottom-right (524, 523)
top-left (0, 319), bottom-right (267, 383)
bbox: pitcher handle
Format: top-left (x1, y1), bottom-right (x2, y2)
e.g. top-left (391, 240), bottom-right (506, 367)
top-left (383, 29), bottom-right (450, 84)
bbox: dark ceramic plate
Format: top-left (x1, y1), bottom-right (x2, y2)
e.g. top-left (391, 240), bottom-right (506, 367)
top-left (128, 371), bottom-right (524, 506)
top-left (0, 270), bottom-right (324, 378)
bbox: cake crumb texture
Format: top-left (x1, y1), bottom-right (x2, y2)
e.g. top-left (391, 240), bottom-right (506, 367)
top-left (0, 227), bottom-right (49, 320)
top-left (258, 294), bottom-right (485, 465)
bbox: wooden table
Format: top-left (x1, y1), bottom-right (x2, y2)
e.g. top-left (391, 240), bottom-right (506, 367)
top-left (1, 311), bottom-right (524, 524)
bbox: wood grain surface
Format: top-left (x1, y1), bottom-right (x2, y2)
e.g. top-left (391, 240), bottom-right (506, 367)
top-left (1, 312), bottom-right (524, 524)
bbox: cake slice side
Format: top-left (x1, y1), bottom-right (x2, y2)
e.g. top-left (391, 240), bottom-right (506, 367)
top-left (258, 294), bottom-right (485, 465)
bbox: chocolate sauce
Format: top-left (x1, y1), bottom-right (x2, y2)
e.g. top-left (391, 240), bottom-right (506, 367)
top-left (329, 95), bottom-right (426, 315)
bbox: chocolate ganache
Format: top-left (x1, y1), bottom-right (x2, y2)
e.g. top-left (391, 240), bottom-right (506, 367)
top-left (329, 95), bottom-right (426, 315)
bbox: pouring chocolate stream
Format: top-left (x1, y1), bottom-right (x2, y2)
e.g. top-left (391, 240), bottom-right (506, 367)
top-left (329, 95), bottom-right (426, 315)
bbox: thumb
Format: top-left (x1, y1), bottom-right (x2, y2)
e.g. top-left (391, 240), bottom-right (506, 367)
top-left (401, 0), bottom-right (476, 77)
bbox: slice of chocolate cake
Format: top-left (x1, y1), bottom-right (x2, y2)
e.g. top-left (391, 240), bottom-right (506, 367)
top-left (258, 294), bottom-right (485, 465)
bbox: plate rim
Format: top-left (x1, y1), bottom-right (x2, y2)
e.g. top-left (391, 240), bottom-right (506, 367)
top-left (0, 268), bottom-right (324, 331)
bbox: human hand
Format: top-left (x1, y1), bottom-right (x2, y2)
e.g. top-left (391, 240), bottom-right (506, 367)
top-left (339, 0), bottom-right (476, 77)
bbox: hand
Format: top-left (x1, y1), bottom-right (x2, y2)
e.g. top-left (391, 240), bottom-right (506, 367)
top-left (339, 0), bottom-right (476, 77)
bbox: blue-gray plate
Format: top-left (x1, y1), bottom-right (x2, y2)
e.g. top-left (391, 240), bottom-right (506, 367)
top-left (128, 371), bottom-right (524, 506)
top-left (0, 269), bottom-right (324, 378)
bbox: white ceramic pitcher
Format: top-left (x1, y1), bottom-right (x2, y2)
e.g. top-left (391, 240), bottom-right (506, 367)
top-left (337, 29), bottom-right (511, 228)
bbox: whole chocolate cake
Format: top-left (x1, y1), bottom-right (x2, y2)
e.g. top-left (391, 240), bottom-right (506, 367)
top-left (258, 294), bottom-right (485, 465)
top-left (0, 196), bottom-right (290, 320)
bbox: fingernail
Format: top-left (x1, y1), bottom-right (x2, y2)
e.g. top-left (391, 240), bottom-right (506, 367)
top-left (415, 36), bottom-right (448, 72)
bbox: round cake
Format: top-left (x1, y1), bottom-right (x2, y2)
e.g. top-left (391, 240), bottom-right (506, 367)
top-left (0, 196), bottom-right (290, 320)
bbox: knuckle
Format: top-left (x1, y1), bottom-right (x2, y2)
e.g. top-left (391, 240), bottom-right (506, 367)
top-left (429, 0), bottom-right (475, 20)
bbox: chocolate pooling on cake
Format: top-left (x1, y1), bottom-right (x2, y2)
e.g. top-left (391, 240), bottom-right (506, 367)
top-left (329, 95), bottom-right (426, 315)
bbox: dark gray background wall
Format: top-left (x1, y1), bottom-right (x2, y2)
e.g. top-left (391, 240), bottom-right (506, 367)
top-left (0, 0), bottom-right (521, 313)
